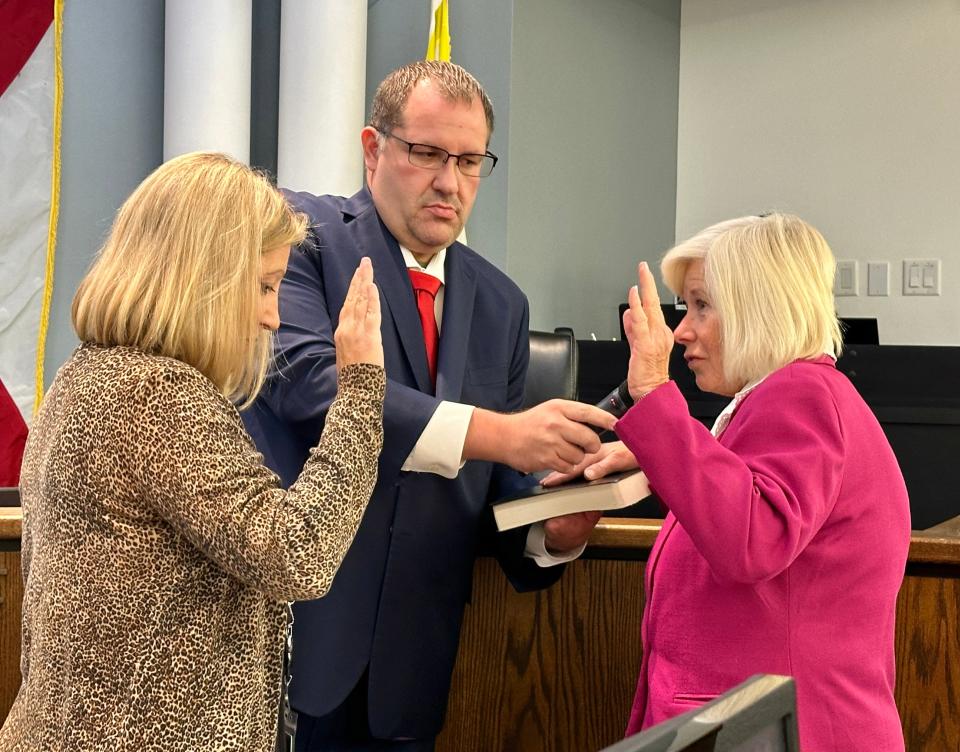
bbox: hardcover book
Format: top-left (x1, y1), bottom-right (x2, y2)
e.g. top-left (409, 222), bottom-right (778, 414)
top-left (493, 470), bottom-right (651, 531)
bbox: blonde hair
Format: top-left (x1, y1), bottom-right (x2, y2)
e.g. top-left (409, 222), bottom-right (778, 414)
top-left (72, 151), bottom-right (307, 406)
top-left (661, 213), bottom-right (843, 387)
top-left (369, 59), bottom-right (494, 139)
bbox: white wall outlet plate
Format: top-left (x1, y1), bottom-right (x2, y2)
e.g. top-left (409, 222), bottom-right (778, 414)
top-left (834, 260), bottom-right (858, 296)
top-left (867, 261), bottom-right (889, 296)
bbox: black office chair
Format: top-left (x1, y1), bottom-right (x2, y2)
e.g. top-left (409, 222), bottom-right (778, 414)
top-left (522, 327), bottom-right (579, 408)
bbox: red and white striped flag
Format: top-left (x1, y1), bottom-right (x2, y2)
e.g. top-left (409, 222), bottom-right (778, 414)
top-left (0, 0), bottom-right (62, 431)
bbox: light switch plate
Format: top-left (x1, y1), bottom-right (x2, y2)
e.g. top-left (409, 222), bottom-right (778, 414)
top-left (902, 259), bottom-right (940, 296)
top-left (867, 262), bottom-right (889, 296)
top-left (835, 260), bottom-right (858, 296)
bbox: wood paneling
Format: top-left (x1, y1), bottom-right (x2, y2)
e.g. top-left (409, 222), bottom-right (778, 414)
top-left (438, 558), bottom-right (646, 752)
top-left (3, 508), bottom-right (959, 751)
top-left (895, 569), bottom-right (960, 751)
top-left (0, 550), bottom-right (22, 723)
top-left (439, 523), bottom-right (960, 752)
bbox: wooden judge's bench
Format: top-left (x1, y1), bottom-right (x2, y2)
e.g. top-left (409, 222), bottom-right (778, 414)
top-left (435, 517), bottom-right (960, 752)
top-left (2, 506), bottom-right (959, 751)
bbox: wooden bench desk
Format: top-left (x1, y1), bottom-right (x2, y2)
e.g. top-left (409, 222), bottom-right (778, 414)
top-left (3, 510), bottom-right (959, 750)
top-left (437, 516), bottom-right (960, 751)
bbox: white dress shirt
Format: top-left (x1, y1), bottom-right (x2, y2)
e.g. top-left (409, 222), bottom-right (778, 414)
top-left (397, 246), bottom-right (583, 566)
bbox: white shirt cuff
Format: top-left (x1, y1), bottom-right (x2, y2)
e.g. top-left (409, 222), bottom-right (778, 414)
top-left (401, 401), bottom-right (475, 478)
top-left (524, 522), bottom-right (587, 567)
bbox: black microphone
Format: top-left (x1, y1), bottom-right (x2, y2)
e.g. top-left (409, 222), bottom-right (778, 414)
top-left (595, 380), bottom-right (634, 421)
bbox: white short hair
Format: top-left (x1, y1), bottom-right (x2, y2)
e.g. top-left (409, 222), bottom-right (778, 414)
top-left (661, 213), bottom-right (843, 386)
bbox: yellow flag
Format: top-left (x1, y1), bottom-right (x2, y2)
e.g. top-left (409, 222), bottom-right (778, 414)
top-left (425, 0), bottom-right (451, 62)
top-left (425, 0), bottom-right (468, 245)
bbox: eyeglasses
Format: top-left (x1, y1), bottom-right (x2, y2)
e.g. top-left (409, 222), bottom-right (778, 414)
top-left (380, 130), bottom-right (498, 178)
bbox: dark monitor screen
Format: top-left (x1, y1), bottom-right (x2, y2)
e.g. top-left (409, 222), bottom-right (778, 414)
top-left (840, 317), bottom-right (879, 345)
top-left (619, 304), bottom-right (685, 340)
top-left (598, 674), bottom-right (800, 752)
top-left (619, 306), bottom-right (878, 347)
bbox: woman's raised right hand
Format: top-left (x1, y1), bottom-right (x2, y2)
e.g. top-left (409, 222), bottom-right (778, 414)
top-left (335, 257), bottom-right (384, 370)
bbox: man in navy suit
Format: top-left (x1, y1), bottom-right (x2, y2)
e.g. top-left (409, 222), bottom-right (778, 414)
top-left (244, 60), bottom-right (615, 751)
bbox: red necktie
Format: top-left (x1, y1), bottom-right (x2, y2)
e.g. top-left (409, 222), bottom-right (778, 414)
top-left (407, 268), bottom-right (442, 388)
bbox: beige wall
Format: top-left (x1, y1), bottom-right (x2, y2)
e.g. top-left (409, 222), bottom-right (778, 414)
top-left (677, 0), bottom-right (960, 345)
top-left (506, 0), bottom-right (681, 340)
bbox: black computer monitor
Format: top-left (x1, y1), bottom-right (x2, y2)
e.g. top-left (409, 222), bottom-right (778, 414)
top-left (839, 317), bottom-right (879, 345)
top-left (598, 674), bottom-right (800, 752)
top-left (620, 307), bottom-right (879, 347)
top-left (619, 304), bottom-right (685, 340)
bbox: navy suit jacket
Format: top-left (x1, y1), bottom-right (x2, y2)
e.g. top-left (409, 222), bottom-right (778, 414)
top-left (243, 188), bottom-right (561, 739)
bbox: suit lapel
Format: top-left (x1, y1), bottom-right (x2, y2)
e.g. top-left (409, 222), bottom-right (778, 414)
top-left (436, 243), bottom-right (476, 402)
top-left (346, 191), bottom-right (433, 393)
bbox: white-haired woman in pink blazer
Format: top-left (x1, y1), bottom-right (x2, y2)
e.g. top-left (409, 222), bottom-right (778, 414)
top-left (550, 213), bottom-right (910, 752)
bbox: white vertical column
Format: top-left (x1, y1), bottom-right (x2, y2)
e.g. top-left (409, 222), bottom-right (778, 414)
top-left (278, 0), bottom-right (367, 194)
top-left (164, 0), bottom-right (252, 163)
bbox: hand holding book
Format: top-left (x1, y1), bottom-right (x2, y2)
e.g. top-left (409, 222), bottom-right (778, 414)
top-left (492, 466), bottom-right (651, 532)
top-left (542, 509), bottom-right (605, 554)
top-left (493, 441), bottom-right (649, 533)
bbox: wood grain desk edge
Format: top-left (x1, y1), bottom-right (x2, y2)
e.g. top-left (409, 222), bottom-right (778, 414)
top-left (0, 508), bottom-right (21, 540)
top-left (3, 508), bottom-right (960, 565)
top-left (587, 516), bottom-right (960, 567)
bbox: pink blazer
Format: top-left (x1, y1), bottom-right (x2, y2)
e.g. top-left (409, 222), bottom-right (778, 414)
top-left (615, 357), bottom-right (910, 752)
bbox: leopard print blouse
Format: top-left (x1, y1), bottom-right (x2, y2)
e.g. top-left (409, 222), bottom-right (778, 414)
top-left (0, 344), bottom-right (384, 751)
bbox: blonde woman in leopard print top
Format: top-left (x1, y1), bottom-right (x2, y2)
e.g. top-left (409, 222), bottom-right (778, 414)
top-left (0, 153), bottom-right (386, 752)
